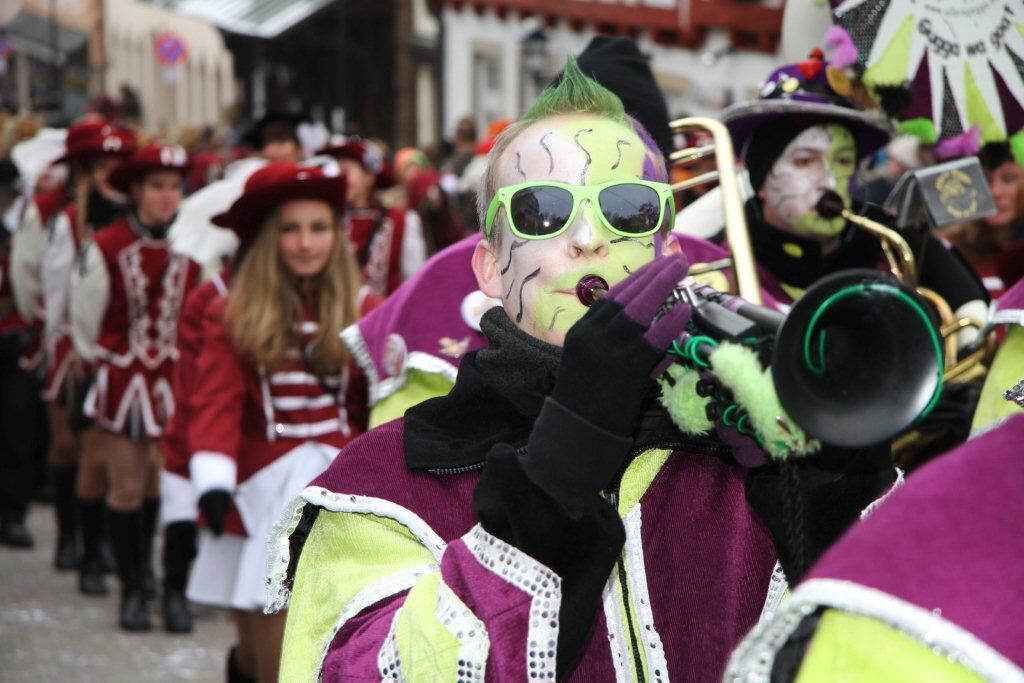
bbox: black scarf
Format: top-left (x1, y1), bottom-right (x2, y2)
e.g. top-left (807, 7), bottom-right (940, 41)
top-left (404, 308), bottom-right (560, 472)
top-left (746, 198), bottom-right (883, 290)
top-left (404, 307), bottom-right (728, 472)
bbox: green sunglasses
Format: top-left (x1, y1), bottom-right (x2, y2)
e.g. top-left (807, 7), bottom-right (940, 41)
top-left (484, 179), bottom-right (675, 240)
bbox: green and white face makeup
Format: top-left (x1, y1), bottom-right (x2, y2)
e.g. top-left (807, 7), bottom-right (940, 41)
top-left (759, 123), bottom-right (857, 240)
top-left (477, 113), bottom-right (671, 346)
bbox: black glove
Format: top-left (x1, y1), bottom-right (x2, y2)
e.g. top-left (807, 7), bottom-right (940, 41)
top-left (552, 254), bottom-right (691, 436)
top-left (521, 256), bottom-right (692, 509)
top-left (197, 489), bottom-right (233, 536)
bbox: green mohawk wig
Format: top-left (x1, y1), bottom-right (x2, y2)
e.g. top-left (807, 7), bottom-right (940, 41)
top-left (521, 57), bottom-right (627, 125)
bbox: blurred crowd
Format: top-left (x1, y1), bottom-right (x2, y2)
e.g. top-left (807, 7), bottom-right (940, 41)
top-left (0, 29), bottom-right (1022, 683)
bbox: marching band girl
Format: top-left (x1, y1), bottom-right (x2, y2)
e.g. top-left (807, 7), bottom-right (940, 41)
top-left (185, 163), bottom-right (366, 682)
top-left (70, 143), bottom-right (200, 630)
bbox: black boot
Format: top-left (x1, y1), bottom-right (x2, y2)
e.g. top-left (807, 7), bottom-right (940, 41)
top-left (161, 521), bottom-right (195, 633)
top-left (52, 466), bottom-right (79, 570)
top-left (107, 507), bottom-right (152, 632)
top-left (78, 500), bottom-right (109, 595)
top-left (99, 510), bottom-right (117, 573)
top-left (141, 498), bottom-right (159, 600)
top-left (0, 516), bottom-right (33, 548)
top-left (227, 645), bottom-right (256, 683)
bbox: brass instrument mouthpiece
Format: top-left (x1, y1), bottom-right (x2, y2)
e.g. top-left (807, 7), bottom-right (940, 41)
top-left (815, 190), bottom-right (846, 219)
top-left (576, 274), bottom-right (609, 307)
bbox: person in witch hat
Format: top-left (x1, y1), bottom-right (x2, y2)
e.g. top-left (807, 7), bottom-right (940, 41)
top-left (720, 49), bottom-right (987, 322)
top-left (721, 48), bottom-right (990, 465)
top-left (31, 119), bottom-right (136, 580)
top-left (69, 143), bottom-right (202, 631)
top-left (318, 137), bottom-right (428, 296)
top-left (186, 162), bottom-right (368, 682)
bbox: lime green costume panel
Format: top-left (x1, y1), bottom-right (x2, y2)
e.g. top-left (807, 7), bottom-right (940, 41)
top-left (797, 609), bottom-right (982, 683)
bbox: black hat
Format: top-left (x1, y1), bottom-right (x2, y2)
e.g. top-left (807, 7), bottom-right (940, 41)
top-left (557, 36), bottom-right (673, 162)
top-left (243, 112), bottom-right (305, 150)
top-left (977, 141), bottom-right (1013, 172)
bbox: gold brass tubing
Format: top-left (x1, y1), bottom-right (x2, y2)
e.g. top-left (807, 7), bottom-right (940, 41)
top-left (915, 286), bottom-right (957, 369)
top-left (688, 258), bottom-right (734, 275)
top-left (841, 209), bottom-right (918, 285)
top-left (669, 144), bottom-right (717, 164)
top-left (670, 116), bottom-right (762, 304)
top-left (671, 171), bottom-right (721, 193)
top-left (940, 317), bottom-right (981, 337)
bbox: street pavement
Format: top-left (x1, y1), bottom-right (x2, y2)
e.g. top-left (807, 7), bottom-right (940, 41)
top-left (0, 505), bottom-right (234, 682)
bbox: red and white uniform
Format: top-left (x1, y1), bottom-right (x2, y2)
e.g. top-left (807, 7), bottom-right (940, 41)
top-left (9, 188), bottom-right (67, 373)
top-left (69, 216), bottom-right (202, 438)
top-left (186, 296), bottom-right (366, 609)
top-left (159, 272), bottom-right (228, 524)
top-left (346, 204), bottom-right (426, 296)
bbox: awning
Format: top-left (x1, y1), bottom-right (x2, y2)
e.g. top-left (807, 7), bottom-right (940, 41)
top-left (1, 10), bottom-right (89, 64)
top-left (143, 0), bottom-right (336, 39)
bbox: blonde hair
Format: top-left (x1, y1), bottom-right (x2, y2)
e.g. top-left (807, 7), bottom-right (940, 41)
top-left (225, 207), bottom-right (360, 375)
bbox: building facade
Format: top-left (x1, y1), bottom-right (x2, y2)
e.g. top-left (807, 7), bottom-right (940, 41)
top-left (439, 0), bottom-right (830, 141)
top-left (103, 0), bottom-right (235, 131)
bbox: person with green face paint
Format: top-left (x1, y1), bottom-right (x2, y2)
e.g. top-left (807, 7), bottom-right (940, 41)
top-left (265, 59), bottom-right (902, 683)
top-left (721, 52), bottom-right (989, 467)
top-left (721, 54), bottom-right (987, 319)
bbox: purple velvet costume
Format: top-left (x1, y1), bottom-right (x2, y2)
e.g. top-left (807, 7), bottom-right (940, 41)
top-left (728, 414), bottom-right (1024, 680)
top-left (271, 419), bottom-right (778, 681)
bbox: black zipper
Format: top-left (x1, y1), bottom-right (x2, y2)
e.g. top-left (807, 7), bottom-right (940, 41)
top-left (429, 436), bottom-right (730, 477)
top-left (603, 437), bottom-right (727, 682)
top-left (427, 461), bottom-right (486, 475)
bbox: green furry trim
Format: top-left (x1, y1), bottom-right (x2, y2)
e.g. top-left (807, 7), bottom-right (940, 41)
top-left (658, 365), bottom-right (713, 435)
top-left (1010, 129), bottom-right (1024, 168)
top-left (709, 343), bottom-right (820, 460)
top-left (898, 118), bottom-right (938, 145)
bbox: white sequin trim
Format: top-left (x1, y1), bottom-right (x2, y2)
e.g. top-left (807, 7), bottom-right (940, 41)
top-left (601, 575), bottom-right (631, 683)
top-left (436, 582), bottom-right (489, 683)
top-left (265, 495), bottom-right (308, 613)
top-left (725, 578), bottom-right (1024, 682)
top-left (340, 324), bottom-right (381, 400)
top-left (315, 565), bottom-right (433, 682)
top-left (622, 508), bottom-right (669, 683)
top-left (378, 611), bottom-right (403, 680)
top-left (758, 562), bottom-right (788, 625)
top-left (464, 525), bottom-right (561, 680)
top-left (860, 467), bottom-right (905, 520)
top-left (265, 487), bottom-right (448, 612)
top-left (1007, 377), bottom-right (1024, 409)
